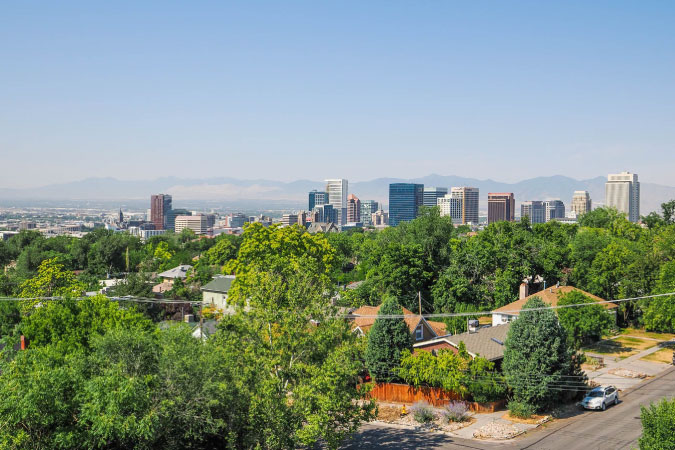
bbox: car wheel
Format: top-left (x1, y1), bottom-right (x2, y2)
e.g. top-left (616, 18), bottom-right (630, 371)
top-left (601, 402), bottom-right (606, 411)
top-left (615, 396), bottom-right (619, 405)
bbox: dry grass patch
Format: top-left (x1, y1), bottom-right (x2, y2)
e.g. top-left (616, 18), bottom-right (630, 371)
top-left (584, 336), bottom-right (657, 358)
top-left (619, 328), bottom-right (675, 341)
top-left (375, 405), bottom-right (404, 422)
top-left (641, 347), bottom-right (675, 364)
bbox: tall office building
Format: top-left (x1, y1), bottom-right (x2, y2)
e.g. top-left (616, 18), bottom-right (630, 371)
top-left (423, 187), bottom-right (448, 208)
top-left (325, 179), bottom-right (348, 225)
top-left (605, 172), bottom-right (640, 222)
top-left (442, 187), bottom-right (479, 225)
top-left (521, 201), bottom-right (545, 224)
top-left (360, 200), bottom-right (379, 226)
top-left (487, 193), bottom-right (515, 224)
top-left (571, 191), bottom-right (592, 216)
top-left (150, 194), bottom-right (172, 230)
top-left (174, 214), bottom-right (208, 235)
top-left (389, 183), bottom-right (424, 226)
top-left (313, 204), bottom-right (337, 224)
top-left (166, 208), bottom-right (191, 232)
top-left (437, 193), bottom-right (462, 224)
top-left (544, 200), bottom-right (566, 222)
top-left (308, 190), bottom-right (329, 211)
top-left (347, 194), bottom-right (361, 223)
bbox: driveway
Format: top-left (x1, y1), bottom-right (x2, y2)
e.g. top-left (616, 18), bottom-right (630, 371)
top-left (342, 366), bottom-right (675, 450)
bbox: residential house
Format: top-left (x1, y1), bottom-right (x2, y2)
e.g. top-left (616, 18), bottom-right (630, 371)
top-left (350, 305), bottom-right (446, 343)
top-left (153, 264), bottom-right (193, 296)
top-left (491, 285), bottom-right (618, 327)
top-left (414, 323), bottom-right (511, 363)
top-left (201, 275), bottom-right (236, 313)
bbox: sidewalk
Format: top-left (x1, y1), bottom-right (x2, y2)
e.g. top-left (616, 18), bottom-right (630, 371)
top-left (585, 340), bottom-right (674, 390)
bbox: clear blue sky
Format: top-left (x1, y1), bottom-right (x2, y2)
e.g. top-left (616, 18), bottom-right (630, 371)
top-left (2, 1), bottom-right (674, 188)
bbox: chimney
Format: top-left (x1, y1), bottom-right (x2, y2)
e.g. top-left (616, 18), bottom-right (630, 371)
top-left (519, 282), bottom-right (529, 300)
top-left (468, 319), bottom-right (479, 334)
top-left (184, 314), bottom-right (194, 323)
top-left (20, 335), bottom-right (28, 350)
top-left (556, 281), bottom-right (560, 289)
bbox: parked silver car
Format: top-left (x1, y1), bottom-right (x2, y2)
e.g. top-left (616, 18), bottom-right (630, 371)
top-left (580, 386), bottom-right (619, 410)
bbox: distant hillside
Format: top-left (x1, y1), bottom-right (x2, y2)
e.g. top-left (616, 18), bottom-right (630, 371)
top-left (1, 174), bottom-right (673, 214)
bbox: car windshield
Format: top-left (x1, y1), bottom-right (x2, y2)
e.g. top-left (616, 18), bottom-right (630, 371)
top-left (587, 391), bottom-right (604, 397)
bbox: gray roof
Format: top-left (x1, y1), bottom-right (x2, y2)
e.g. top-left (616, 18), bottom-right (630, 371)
top-left (158, 265), bottom-right (193, 279)
top-left (201, 275), bottom-right (235, 293)
top-left (307, 222), bottom-right (339, 233)
top-left (414, 323), bottom-right (511, 361)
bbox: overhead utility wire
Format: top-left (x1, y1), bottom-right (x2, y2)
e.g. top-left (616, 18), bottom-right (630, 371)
top-left (346, 292), bottom-right (675, 319)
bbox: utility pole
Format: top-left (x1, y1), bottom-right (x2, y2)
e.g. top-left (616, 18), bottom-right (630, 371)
top-left (199, 302), bottom-right (203, 339)
top-left (418, 291), bottom-right (422, 316)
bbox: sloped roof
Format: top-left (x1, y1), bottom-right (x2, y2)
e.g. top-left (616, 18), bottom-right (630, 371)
top-left (492, 286), bottom-right (617, 316)
top-left (414, 323), bottom-right (511, 361)
top-left (158, 265), bottom-right (193, 279)
top-left (201, 275), bottom-right (235, 293)
top-left (351, 304), bottom-right (446, 336)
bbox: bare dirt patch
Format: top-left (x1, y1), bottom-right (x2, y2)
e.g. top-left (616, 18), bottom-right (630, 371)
top-left (374, 404), bottom-right (476, 433)
top-left (502, 412), bottom-right (551, 425)
top-left (608, 368), bottom-right (648, 379)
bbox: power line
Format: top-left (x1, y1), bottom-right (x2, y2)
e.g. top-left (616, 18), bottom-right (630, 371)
top-left (346, 292), bottom-right (675, 319)
top-left (0, 295), bottom-right (202, 304)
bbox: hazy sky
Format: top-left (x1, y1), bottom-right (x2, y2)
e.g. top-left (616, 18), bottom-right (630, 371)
top-left (2, 1), bottom-right (674, 188)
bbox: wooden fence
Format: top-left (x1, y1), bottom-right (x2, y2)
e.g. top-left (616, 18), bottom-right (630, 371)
top-left (365, 382), bottom-right (505, 413)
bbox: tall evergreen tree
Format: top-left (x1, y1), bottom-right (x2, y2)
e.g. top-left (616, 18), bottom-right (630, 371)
top-left (365, 297), bottom-right (412, 382)
top-left (503, 296), bottom-right (578, 412)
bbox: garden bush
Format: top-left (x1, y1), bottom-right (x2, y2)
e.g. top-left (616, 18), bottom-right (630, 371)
top-left (508, 400), bottom-right (536, 419)
top-left (409, 401), bottom-right (435, 423)
top-left (442, 401), bottom-right (470, 423)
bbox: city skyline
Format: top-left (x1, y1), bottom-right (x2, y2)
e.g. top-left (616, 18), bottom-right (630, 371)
top-left (2, 2), bottom-right (674, 188)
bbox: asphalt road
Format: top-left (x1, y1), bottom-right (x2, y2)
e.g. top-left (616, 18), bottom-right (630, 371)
top-left (343, 366), bottom-right (675, 450)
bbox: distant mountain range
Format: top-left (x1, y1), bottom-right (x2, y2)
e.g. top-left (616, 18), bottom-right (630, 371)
top-left (1, 174), bottom-right (673, 214)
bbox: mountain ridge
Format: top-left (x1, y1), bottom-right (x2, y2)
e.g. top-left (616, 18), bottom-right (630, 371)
top-left (1, 175), bottom-right (672, 214)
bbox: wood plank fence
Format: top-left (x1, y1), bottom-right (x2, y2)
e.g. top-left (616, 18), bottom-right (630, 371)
top-left (365, 382), bottom-right (505, 413)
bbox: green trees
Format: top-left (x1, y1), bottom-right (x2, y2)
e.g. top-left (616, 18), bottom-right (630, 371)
top-left (557, 290), bottom-right (614, 348)
top-left (503, 297), bottom-right (578, 414)
top-left (18, 258), bottom-right (84, 300)
top-left (364, 297), bottom-right (412, 382)
top-left (639, 398), bottom-right (675, 450)
top-left (397, 344), bottom-right (505, 402)
top-left (643, 261), bottom-right (675, 332)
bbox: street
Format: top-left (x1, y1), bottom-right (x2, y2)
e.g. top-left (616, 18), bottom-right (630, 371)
top-left (343, 367), bottom-right (675, 450)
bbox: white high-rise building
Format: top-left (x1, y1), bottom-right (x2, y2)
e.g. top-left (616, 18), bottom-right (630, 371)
top-left (325, 179), bottom-right (348, 225)
top-left (571, 191), bottom-right (592, 216)
top-left (605, 172), bottom-right (640, 222)
top-left (438, 187), bottom-right (479, 225)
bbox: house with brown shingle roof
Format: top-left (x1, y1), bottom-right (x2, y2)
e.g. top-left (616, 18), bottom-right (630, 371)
top-left (414, 323), bottom-right (511, 362)
top-left (491, 285), bottom-right (618, 327)
top-left (350, 304), bottom-right (447, 343)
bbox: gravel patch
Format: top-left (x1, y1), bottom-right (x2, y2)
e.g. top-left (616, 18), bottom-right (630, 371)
top-left (608, 368), bottom-right (648, 379)
top-left (473, 421), bottom-right (523, 440)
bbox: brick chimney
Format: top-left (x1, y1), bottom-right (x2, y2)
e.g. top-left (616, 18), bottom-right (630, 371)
top-left (20, 335), bottom-right (28, 350)
top-left (519, 282), bottom-right (529, 300)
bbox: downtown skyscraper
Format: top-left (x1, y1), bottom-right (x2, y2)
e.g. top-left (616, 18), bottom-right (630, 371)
top-left (325, 179), bottom-right (348, 225)
top-left (605, 172), bottom-right (640, 222)
top-left (389, 183), bottom-right (424, 226)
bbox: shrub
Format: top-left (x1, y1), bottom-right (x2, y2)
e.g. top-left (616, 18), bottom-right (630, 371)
top-left (508, 400), bottom-right (536, 419)
top-left (442, 402), bottom-right (469, 423)
top-left (409, 401), bottom-right (435, 423)
top-left (639, 398), bottom-right (675, 450)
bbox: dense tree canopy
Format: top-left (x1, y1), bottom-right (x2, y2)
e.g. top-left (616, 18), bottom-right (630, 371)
top-left (503, 297), bottom-right (580, 413)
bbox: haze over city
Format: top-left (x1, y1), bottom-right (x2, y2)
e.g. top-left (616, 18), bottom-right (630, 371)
top-left (2, 1), bottom-right (674, 188)
top-left (2, 3), bottom-right (675, 450)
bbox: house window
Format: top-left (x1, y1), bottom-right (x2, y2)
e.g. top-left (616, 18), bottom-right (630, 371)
top-left (415, 324), bottom-right (423, 341)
